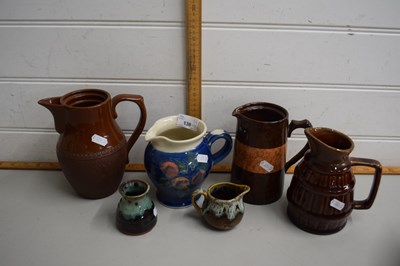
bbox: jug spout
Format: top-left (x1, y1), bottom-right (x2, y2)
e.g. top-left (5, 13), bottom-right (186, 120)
top-left (145, 135), bottom-right (169, 147)
top-left (38, 97), bottom-right (65, 134)
top-left (144, 125), bottom-right (172, 150)
top-left (305, 127), bottom-right (354, 163)
top-left (232, 107), bottom-right (241, 118)
top-left (237, 184), bottom-right (251, 198)
top-left (144, 127), bottom-right (158, 142)
top-left (232, 105), bottom-right (247, 118)
top-left (219, 183), bottom-right (251, 199)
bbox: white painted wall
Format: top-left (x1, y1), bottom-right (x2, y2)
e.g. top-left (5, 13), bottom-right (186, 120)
top-left (1, 0), bottom-right (399, 166)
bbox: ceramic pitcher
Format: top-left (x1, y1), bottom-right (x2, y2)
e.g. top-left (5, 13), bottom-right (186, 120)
top-left (38, 88), bottom-right (146, 199)
top-left (192, 182), bottom-right (250, 230)
top-left (144, 114), bottom-right (232, 208)
top-left (231, 102), bottom-right (312, 205)
top-left (286, 127), bottom-right (382, 234)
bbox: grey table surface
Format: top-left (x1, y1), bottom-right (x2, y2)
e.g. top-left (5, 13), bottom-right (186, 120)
top-left (0, 169), bottom-right (399, 266)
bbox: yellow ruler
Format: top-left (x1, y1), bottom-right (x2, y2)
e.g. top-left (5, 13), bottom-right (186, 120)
top-left (1, 161), bottom-right (399, 174)
top-left (186, 0), bottom-right (202, 118)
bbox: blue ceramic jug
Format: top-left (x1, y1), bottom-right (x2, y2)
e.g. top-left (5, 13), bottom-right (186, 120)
top-left (144, 115), bottom-right (232, 208)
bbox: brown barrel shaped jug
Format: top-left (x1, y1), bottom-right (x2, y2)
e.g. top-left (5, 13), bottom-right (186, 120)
top-left (38, 88), bottom-right (146, 199)
top-left (286, 127), bottom-right (382, 234)
top-left (230, 102), bottom-right (312, 205)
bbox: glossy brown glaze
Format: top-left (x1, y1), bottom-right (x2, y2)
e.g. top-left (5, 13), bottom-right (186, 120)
top-left (286, 127), bottom-right (382, 234)
top-left (202, 212), bottom-right (244, 231)
top-left (38, 89), bottom-right (146, 199)
top-left (231, 102), bottom-right (311, 205)
top-left (116, 209), bottom-right (157, 235)
top-left (232, 166), bottom-right (284, 204)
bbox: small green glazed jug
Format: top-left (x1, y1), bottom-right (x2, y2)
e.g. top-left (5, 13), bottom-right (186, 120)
top-left (116, 180), bottom-right (157, 235)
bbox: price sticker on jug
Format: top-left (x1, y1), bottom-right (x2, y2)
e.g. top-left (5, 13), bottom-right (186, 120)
top-left (91, 134), bottom-right (108, 147)
top-left (177, 114), bottom-right (199, 131)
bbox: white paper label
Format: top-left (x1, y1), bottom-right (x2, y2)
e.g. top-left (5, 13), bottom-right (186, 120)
top-left (91, 134), bottom-right (108, 147)
top-left (196, 154), bottom-right (208, 163)
top-left (330, 198), bottom-right (345, 211)
top-left (176, 114), bottom-right (199, 131)
top-left (259, 160), bottom-right (274, 172)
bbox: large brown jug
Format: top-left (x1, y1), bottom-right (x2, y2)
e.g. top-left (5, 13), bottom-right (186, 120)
top-left (231, 102), bottom-right (312, 205)
top-left (286, 127), bottom-right (382, 234)
top-left (38, 89), bottom-right (146, 199)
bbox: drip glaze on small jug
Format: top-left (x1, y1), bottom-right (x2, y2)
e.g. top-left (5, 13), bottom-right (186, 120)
top-left (192, 182), bottom-right (250, 230)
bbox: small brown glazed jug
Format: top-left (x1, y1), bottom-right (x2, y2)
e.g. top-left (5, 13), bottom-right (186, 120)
top-left (192, 182), bottom-right (250, 230)
top-left (38, 89), bottom-right (146, 199)
top-left (231, 102), bottom-right (312, 205)
top-left (286, 127), bottom-right (382, 235)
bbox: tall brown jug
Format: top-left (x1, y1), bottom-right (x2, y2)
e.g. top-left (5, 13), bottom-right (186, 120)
top-left (286, 127), bottom-right (382, 234)
top-left (230, 102), bottom-right (312, 205)
top-left (38, 89), bottom-right (146, 199)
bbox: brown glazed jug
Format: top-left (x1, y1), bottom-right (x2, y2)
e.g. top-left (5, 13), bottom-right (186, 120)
top-left (286, 127), bottom-right (382, 234)
top-left (38, 88), bottom-right (146, 199)
top-left (231, 102), bottom-right (312, 205)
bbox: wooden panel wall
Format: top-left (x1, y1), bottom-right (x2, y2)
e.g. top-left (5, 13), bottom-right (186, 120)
top-left (0, 0), bottom-right (399, 167)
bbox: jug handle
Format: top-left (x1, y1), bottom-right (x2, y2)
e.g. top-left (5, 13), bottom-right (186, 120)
top-left (350, 157), bottom-right (382, 210)
top-left (191, 190), bottom-right (207, 213)
top-left (111, 94), bottom-right (147, 156)
top-left (284, 119), bottom-right (313, 172)
top-left (205, 130), bottom-right (233, 165)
